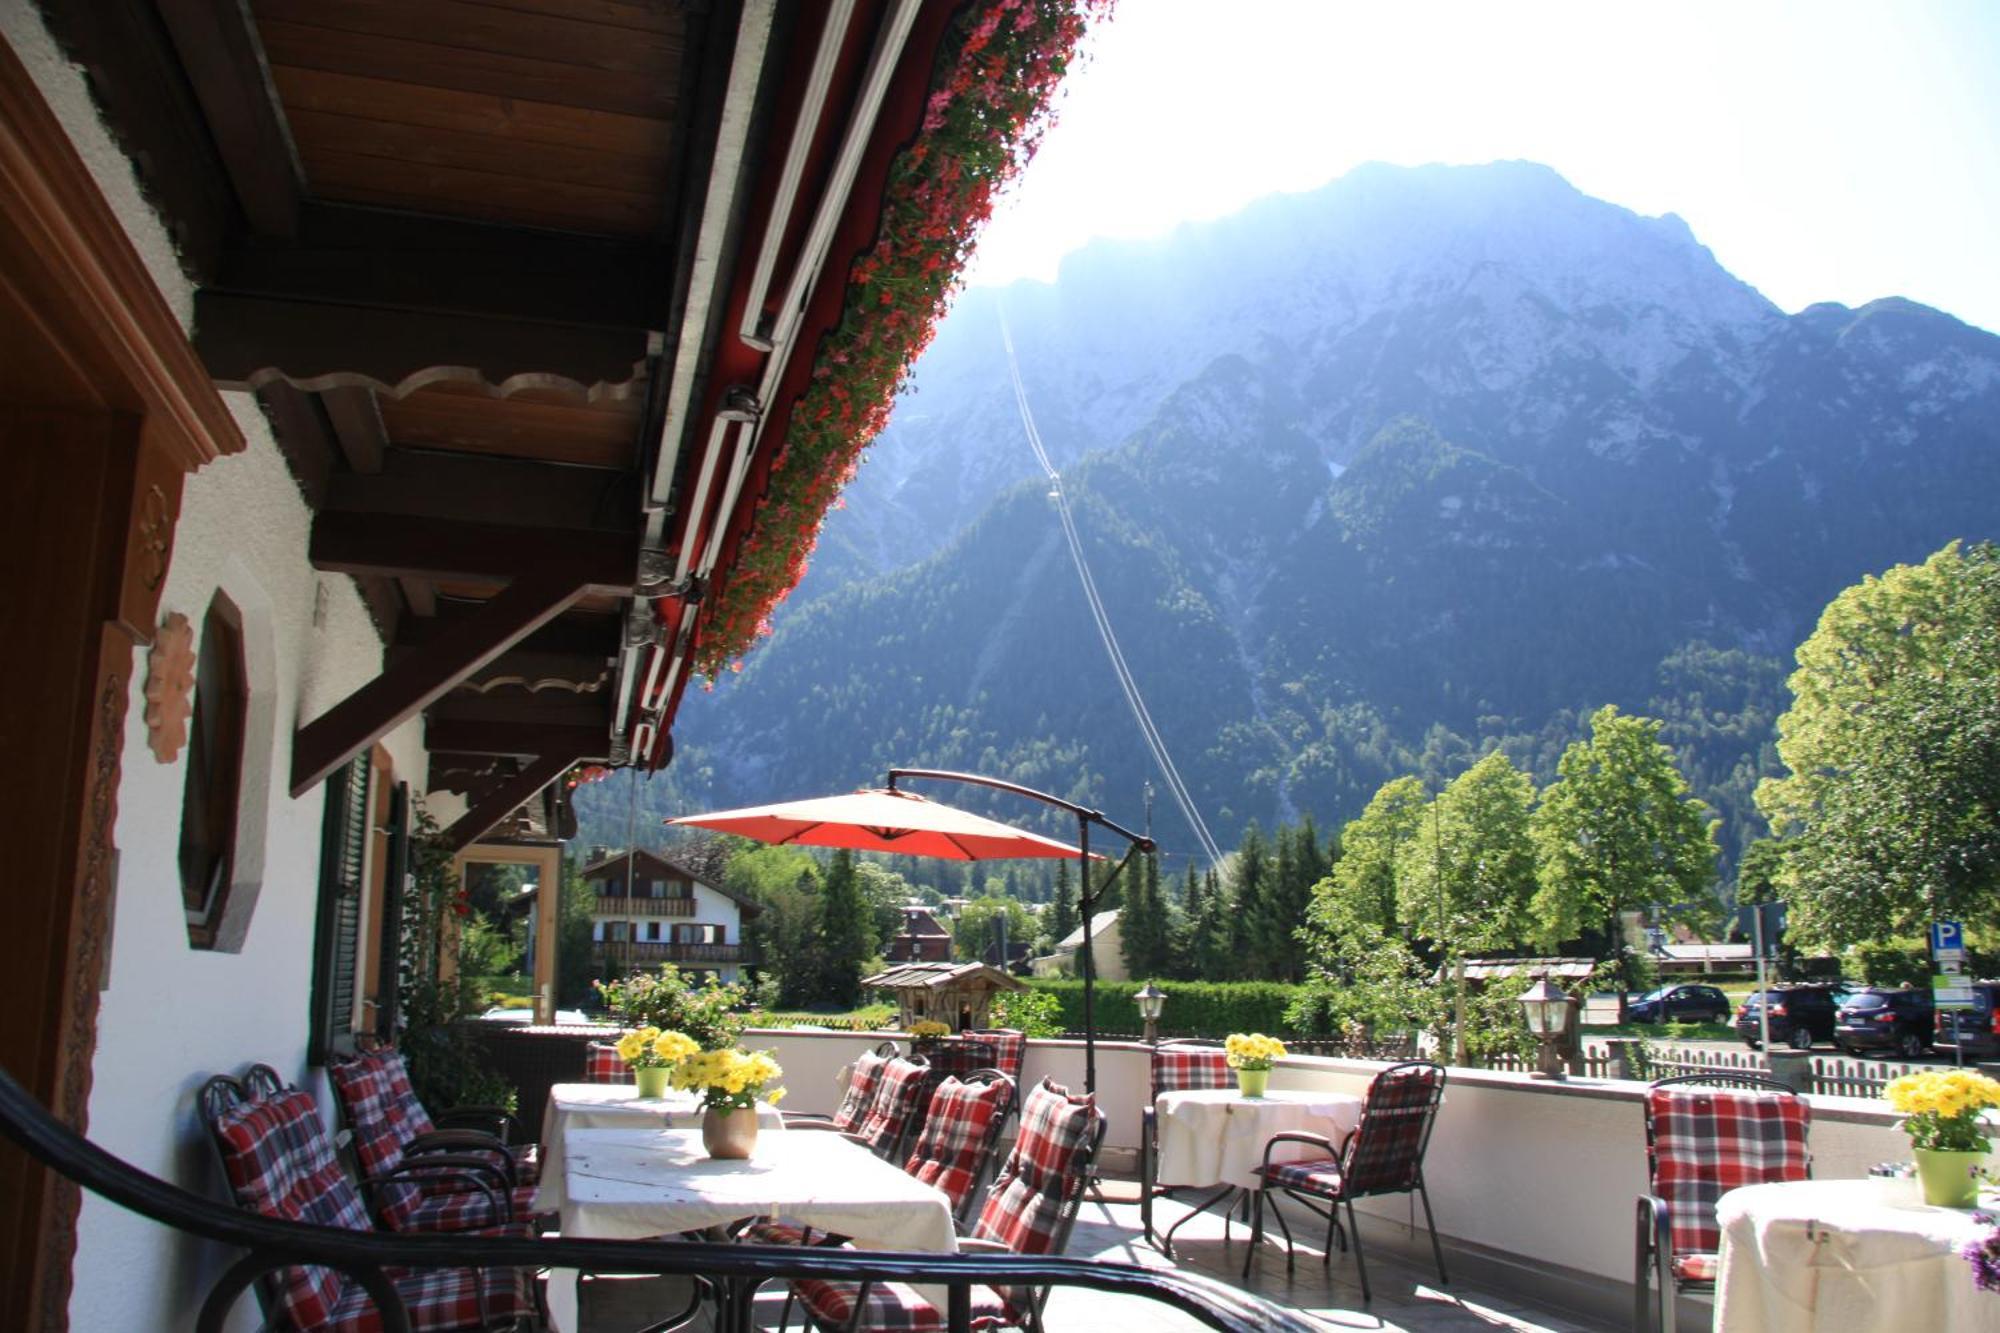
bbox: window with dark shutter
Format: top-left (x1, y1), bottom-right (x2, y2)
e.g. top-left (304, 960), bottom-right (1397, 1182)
top-left (308, 752), bottom-right (371, 1064)
top-left (179, 596), bottom-right (247, 949)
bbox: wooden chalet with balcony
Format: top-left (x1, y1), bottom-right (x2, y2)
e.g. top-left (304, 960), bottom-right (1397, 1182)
top-left (579, 847), bottom-right (759, 982)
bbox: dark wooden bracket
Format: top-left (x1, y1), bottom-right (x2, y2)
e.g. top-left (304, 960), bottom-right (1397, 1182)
top-left (424, 720), bottom-right (610, 760)
top-left (290, 568), bottom-right (598, 796)
top-left (440, 752), bottom-right (578, 853)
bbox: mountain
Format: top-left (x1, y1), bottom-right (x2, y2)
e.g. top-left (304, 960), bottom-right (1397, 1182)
top-left (637, 161), bottom-right (2000, 877)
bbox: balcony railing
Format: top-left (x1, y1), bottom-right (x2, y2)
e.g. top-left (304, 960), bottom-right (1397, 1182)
top-left (0, 1066), bottom-right (1313, 1333)
top-left (593, 940), bottom-right (748, 965)
top-left (592, 894), bottom-right (696, 917)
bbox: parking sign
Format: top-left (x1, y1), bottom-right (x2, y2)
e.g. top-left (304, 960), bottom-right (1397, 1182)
top-left (1932, 921), bottom-right (1965, 960)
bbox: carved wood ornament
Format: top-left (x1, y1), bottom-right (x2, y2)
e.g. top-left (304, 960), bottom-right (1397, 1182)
top-left (143, 612), bottom-right (197, 762)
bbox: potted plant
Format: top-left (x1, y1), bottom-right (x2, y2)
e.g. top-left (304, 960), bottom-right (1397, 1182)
top-left (671, 1046), bottom-right (786, 1159)
top-left (1224, 1032), bottom-right (1287, 1098)
top-left (594, 964), bottom-right (744, 1050)
top-left (615, 1026), bottom-right (699, 1099)
top-left (1884, 1068), bottom-right (2000, 1207)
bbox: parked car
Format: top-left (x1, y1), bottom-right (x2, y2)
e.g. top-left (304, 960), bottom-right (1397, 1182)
top-left (1735, 985), bottom-right (1845, 1050)
top-left (1833, 987), bottom-right (1935, 1058)
top-left (1935, 981), bottom-right (2000, 1061)
top-left (1626, 984), bottom-right (1732, 1025)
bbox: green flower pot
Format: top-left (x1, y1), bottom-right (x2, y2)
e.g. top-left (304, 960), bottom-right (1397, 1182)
top-left (633, 1065), bottom-right (671, 1100)
top-left (1235, 1067), bottom-right (1270, 1098)
top-left (1913, 1147), bottom-right (1983, 1208)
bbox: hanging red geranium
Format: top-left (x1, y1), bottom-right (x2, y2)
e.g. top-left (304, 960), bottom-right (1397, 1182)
top-left (693, 0), bottom-right (1111, 678)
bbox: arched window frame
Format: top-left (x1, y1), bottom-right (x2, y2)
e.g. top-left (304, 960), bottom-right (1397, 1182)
top-left (178, 594), bottom-right (247, 949)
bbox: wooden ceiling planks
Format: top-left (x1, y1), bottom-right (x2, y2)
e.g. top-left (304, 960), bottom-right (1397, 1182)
top-left (252, 0), bottom-right (685, 235)
top-left (378, 380), bottom-right (639, 469)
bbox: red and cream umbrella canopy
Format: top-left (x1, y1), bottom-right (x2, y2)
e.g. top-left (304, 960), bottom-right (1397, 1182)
top-left (667, 788), bottom-right (1089, 862)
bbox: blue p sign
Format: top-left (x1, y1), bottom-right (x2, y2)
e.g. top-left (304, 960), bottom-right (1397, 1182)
top-left (1931, 921), bottom-right (1964, 954)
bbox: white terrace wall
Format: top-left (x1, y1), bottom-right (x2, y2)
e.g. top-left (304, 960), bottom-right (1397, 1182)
top-left (746, 1030), bottom-right (1910, 1291)
top-left (4, 11), bottom-right (429, 1329)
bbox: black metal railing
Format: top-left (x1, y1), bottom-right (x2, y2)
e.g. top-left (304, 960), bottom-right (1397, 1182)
top-left (0, 1065), bottom-right (1315, 1333)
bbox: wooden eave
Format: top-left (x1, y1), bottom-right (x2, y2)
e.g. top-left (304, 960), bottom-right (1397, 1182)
top-left (44, 0), bottom-right (975, 845)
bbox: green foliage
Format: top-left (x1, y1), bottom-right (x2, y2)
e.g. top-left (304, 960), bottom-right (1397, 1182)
top-left (1530, 706), bottom-right (1719, 992)
top-left (594, 964), bottom-right (745, 1050)
top-left (1119, 854), bottom-right (1176, 979)
top-left (555, 865), bottom-right (598, 1007)
top-left (988, 988), bottom-right (1063, 1038)
top-left (1025, 978), bottom-right (1302, 1037)
top-left (953, 895), bottom-right (1036, 964)
top-left (1397, 752), bottom-right (1540, 957)
top-left (1757, 541), bottom-right (2000, 947)
top-left (1045, 860), bottom-right (1077, 952)
top-left (457, 913), bottom-right (520, 980)
top-left (1840, 941), bottom-right (1932, 988)
top-left (730, 846), bottom-right (824, 1008)
top-left (1326, 776), bottom-right (1427, 931)
top-left (398, 802), bottom-right (513, 1113)
top-left (814, 850), bottom-right (874, 1008)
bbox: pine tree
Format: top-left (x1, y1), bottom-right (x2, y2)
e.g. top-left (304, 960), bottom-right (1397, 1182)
top-left (1046, 859), bottom-right (1077, 951)
top-left (1194, 867), bottom-right (1234, 979)
top-left (1120, 853), bottom-right (1172, 979)
top-left (1170, 862), bottom-right (1203, 978)
top-left (814, 849), bottom-right (873, 1008)
top-left (1228, 823), bottom-right (1271, 977)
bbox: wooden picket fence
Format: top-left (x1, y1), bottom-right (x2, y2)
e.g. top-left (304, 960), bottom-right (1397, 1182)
top-left (1479, 1040), bottom-right (1927, 1098)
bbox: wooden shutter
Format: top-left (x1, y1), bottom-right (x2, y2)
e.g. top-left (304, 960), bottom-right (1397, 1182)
top-left (308, 751), bottom-right (370, 1063)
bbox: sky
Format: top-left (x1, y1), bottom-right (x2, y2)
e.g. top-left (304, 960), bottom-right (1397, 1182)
top-left (965, 1), bottom-right (2000, 335)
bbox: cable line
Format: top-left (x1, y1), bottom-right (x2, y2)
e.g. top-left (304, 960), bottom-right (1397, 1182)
top-left (996, 308), bottom-right (1226, 869)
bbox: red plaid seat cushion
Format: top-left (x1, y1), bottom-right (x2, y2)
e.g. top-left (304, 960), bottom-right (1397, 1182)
top-left (329, 1051), bottom-right (435, 1181)
top-left (585, 1042), bottom-right (632, 1084)
top-left (832, 1048), bottom-right (891, 1131)
top-left (395, 1181), bottom-right (542, 1234)
top-left (856, 1058), bottom-right (932, 1155)
top-left (963, 1030), bottom-right (1026, 1080)
top-left (792, 1276), bottom-right (1015, 1332)
top-left (1649, 1087), bottom-right (1810, 1271)
top-left (905, 1076), bottom-right (1011, 1215)
top-left (738, 1220), bottom-right (830, 1247)
top-left (927, 1038), bottom-right (1000, 1080)
top-left (1150, 1043), bottom-right (1231, 1098)
top-left (971, 1080), bottom-right (1098, 1256)
top-left (1260, 1158), bottom-right (1345, 1193)
top-left (321, 1261), bottom-right (536, 1332)
top-left (212, 1090), bottom-right (375, 1330)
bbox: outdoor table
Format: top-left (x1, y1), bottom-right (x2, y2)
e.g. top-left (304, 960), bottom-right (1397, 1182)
top-left (1150, 1087), bottom-right (1364, 1255)
top-left (534, 1082), bottom-right (786, 1198)
top-left (540, 1124), bottom-right (958, 1333)
top-left (1716, 1179), bottom-right (2000, 1333)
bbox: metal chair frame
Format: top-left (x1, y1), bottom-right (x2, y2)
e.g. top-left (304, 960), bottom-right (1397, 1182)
top-left (1634, 1072), bottom-right (1808, 1333)
top-left (1138, 1039), bottom-right (1230, 1249)
top-left (1244, 1061), bottom-right (1448, 1303)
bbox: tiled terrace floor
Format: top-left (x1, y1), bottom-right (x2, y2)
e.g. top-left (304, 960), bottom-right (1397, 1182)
top-left (570, 1191), bottom-right (1617, 1332)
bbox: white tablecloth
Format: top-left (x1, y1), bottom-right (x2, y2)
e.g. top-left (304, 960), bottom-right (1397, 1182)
top-left (535, 1083), bottom-right (785, 1195)
top-left (1716, 1179), bottom-right (2000, 1333)
top-left (540, 1125), bottom-right (957, 1253)
top-left (1155, 1088), bottom-right (1365, 1190)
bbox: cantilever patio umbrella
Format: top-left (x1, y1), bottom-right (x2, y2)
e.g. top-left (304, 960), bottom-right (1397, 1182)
top-left (669, 769), bottom-right (1154, 1091)
top-left (666, 787), bottom-right (1090, 861)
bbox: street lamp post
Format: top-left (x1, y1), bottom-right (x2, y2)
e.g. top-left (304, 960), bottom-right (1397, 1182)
top-left (1518, 973), bottom-right (1576, 1081)
top-left (1135, 982), bottom-right (1167, 1045)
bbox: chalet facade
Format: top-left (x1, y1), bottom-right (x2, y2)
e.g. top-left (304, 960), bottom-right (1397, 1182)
top-left (581, 848), bottom-right (759, 984)
top-left (0, 1), bottom-right (1097, 1327)
top-left (885, 904), bottom-right (956, 964)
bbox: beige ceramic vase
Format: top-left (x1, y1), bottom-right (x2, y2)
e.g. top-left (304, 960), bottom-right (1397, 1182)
top-left (702, 1105), bottom-right (759, 1159)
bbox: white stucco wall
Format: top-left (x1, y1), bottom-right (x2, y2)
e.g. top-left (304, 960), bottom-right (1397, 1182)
top-left (1, 9), bottom-right (428, 1327)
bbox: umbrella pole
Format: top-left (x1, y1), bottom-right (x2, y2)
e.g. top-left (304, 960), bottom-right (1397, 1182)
top-left (1078, 815), bottom-right (1095, 1094)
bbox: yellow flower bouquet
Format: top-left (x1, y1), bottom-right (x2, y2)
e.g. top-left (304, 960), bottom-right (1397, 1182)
top-left (909, 1019), bottom-right (951, 1040)
top-left (1884, 1069), bottom-right (2000, 1152)
top-left (614, 1026), bottom-right (701, 1071)
top-left (671, 1046), bottom-right (786, 1114)
top-left (1225, 1032), bottom-right (1287, 1072)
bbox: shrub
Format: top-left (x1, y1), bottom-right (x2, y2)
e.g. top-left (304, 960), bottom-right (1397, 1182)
top-left (595, 965), bottom-right (745, 1050)
top-left (989, 988), bottom-right (1062, 1038)
top-left (1025, 979), bottom-right (1303, 1037)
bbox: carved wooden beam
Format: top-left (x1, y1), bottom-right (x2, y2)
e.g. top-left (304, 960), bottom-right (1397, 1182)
top-left (325, 449), bottom-right (640, 532)
top-left (440, 752), bottom-right (579, 854)
top-left (398, 607), bottom-right (620, 659)
top-left (291, 566), bottom-right (600, 795)
top-left (216, 204), bottom-right (671, 330)
top-left (308, 512), bottom-right (636, 592)
top-left (195, 291), bottom-right (653, 398)
top-left (153, 0), bottom-right (301, 237)
top-left (423, 719), bottom-right (610, 761)
top-left (321, 386), bottom-right (386, 474)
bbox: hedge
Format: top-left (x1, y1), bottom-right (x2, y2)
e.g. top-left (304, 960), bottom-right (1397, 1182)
top-left (1024, 979), bottom-right (1305, 1038)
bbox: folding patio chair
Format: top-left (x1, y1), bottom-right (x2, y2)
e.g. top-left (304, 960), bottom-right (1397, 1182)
top-left (782, 1040), bottom-right (899, 1134)
top-left (1635, 1073), bottom-right (1810, 1333)
top-left (1138, 1039), bottom-right (1232, 1246)
top-left (962, 1028), bottom-right (1027, 1081)
top-left (792, 1052), bottom-right (934, 1162)
top-left (584, 1040), bottom-right (633, 1084)
top-left (326, 1049), bottom-right (543, 1235)
top-left (787, 1076), bottom-right (1104, 1333)
top-left (1246, 1061), bottom-right (1448, 1302)
top-left (197, 1073), bottom-right (539, 1331)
